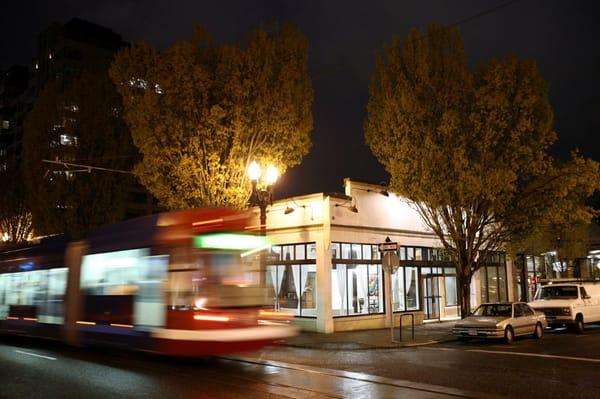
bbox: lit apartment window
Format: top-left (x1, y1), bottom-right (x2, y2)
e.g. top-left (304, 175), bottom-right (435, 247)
top-left (128, 78), bottom-right (147, 90)
top-left (59, 134), bottom-right (78, 146)
top-left (1, 120), bottom-right (9, 129)
top-left (64, 104), bottom-right (79, 112)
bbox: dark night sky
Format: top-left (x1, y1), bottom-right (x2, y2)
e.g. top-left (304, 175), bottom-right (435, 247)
top-left (2, 1), bottom-right (599, 199)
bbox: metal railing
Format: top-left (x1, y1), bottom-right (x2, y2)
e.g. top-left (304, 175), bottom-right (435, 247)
top-left (393, 313), bottom-right (415, 343)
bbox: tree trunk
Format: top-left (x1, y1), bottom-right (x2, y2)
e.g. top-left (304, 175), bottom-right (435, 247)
top-left (457, 269), bottom-right (473, 318)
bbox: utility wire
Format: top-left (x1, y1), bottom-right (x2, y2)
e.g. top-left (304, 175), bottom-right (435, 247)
top-left (312, 0), bottom-right (522, 81)
top-left (448, 0), bottom-right (521, 28)
top-left (42, 159), bottom-right (133, 175)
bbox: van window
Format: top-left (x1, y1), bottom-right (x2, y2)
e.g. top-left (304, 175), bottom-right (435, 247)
top-left (535, 286), bottom-right (578, 300)
top-left (580, 287), bottom-right (589, 299)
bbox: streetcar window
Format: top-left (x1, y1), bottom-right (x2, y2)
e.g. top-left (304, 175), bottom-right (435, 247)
top-left (80, 249), bottom-right (168, 327)
top-left (165, 249), bottom-right (262, 309)
top-left (0, 268), bottom-right (68, 323)
top-left (39, 268), bottom-right (68, 324)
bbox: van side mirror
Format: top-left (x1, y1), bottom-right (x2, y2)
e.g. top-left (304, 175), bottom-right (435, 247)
top-left (584, 295), bottom-right (592, 300)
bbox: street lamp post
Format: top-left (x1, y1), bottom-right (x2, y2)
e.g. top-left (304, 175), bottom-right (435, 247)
top-left (247, 160), bottom-right (279, 286)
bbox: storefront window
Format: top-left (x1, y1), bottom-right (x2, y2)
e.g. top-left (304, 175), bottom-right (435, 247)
top-left (307, 243), bottom-right (317, 260)
top-left (414, 248), bottom-right (422, 261)
top-left (444, 276), bottom-right (457, 306)
top-left (341, 243), bottom-right (352, 259)
top-left (332, 263), bottom-right (384, 316)
top-left (331, 243), bottom-right (340, 259)
top-left (332, 265), bottom-right (348, 316)
top-left (487, 266), bottom-right (498, 302)
top-left (295, 244), bottom-right (305, 260)
top-left (268, 242), bottom-right (317, 317)
top-left (392, 268), bottom-right (405, 311)
top-left (278, 266), bottom-right (299, 310)
top-left (282, 245), bottom-right (294, 261)
top-left (392, 266), bottom-right (420, 311)
top-left (347, 265), bottom-right (368, 315)
top-left (362, 245), bottom-right (372, 260)
top-left (332, 242), bottom-right (384, 317)
top-left (497, 266), bottom-right (507, 301)
top-left (480, 259), bottom-right (508, 303)
top-left (405, 267), bottom-right (419, 310)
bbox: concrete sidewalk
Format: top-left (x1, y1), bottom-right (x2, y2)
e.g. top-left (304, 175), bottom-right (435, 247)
top-left (281, 320), bottom-right (458, 350)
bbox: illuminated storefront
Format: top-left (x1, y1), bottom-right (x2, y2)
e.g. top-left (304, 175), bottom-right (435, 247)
top-left (262, 179), bottom-right (514, 333)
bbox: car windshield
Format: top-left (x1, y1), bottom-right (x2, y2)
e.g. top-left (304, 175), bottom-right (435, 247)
top-left (472, 304), bottom-right (512, 317)
top-left (534, 286), bottom-right (578, 300)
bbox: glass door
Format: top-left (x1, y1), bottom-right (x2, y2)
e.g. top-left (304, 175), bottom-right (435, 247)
top-left (424, 275), bottom-right (441, 320)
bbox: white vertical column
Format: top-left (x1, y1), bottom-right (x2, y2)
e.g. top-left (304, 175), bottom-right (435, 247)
top-left (316, 196), bottom-right (334, 333)
top-left (506, 255), bottom-right (515, 302)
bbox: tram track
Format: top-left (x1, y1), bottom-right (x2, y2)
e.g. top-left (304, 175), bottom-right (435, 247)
top-left (220, 355), bottom-right (503, 399)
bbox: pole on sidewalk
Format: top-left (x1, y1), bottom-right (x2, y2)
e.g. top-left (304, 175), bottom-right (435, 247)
top-left (380, 239), bottom-right (400, 343)
top-left (385, 268), bottom-right (394, 341)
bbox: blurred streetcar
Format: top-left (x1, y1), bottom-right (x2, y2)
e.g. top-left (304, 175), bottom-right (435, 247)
top-left (0, 208), bottom-right (297, 356)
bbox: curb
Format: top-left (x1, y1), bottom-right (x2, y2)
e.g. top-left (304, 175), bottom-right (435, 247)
top-left (278, 334), bottom-right (459, 350)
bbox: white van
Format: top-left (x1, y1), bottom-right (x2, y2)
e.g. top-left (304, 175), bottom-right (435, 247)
top-left (529, 282), bottom-right (600, 333)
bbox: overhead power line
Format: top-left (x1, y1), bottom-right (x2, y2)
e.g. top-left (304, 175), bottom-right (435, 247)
top-left (42, 159), bottom-right (133, 175)
top-left (312, 0), bottom-right (522, 81)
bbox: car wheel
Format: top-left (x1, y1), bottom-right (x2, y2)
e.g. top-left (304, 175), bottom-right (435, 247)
top-left (574, 315), bottom-right (584, 334)
top-left (533, 323), bottom-right (543, 339)
top-left (504, 326), bottom-right (514, 344)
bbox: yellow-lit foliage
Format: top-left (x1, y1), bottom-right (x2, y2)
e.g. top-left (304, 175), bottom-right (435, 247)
top-left (366, 25), bottom-right (599, 315)
top-left (109, 24), bottom-right (313, 209)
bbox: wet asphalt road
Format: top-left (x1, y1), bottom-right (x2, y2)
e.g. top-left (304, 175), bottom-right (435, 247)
top-left (248, 325), bottom-right (600, 399)
top-left (1, 326), bottom-right (599, 398)
top-left (0, 335), bottom-right (483, 399)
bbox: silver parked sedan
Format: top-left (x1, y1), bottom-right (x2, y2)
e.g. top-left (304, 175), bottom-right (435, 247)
top-left (453, 302), bottom-right (547, 344)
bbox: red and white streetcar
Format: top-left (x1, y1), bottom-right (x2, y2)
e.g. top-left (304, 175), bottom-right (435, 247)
top-left (0, 208), bottom-right (297, 356)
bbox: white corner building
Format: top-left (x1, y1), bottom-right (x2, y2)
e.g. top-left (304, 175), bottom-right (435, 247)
top-left (261, 178), bottom-right (515, 333)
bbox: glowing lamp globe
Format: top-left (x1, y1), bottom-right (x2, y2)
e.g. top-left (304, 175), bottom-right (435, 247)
top-left (265, 165), bottom-right (279, 185)
top-left (247, 161), bottom-right (261, 181)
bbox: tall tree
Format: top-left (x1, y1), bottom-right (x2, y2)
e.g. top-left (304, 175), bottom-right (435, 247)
top-left (109, 24), bottom-right (313, 209)
top-left (0, 163), bottom-right (33, 244)
top-left (23, 70), bottom-right (135, 238)
top-left (365, 25), bottom-right (600, 317)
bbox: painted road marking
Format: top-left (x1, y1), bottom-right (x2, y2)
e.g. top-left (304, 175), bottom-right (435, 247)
top-left (15, 350), bottom-right (56, 361)
top-left (466, 349), bottom-right (600, 364)
top-left (421, 347), bottom-right (457, 351)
